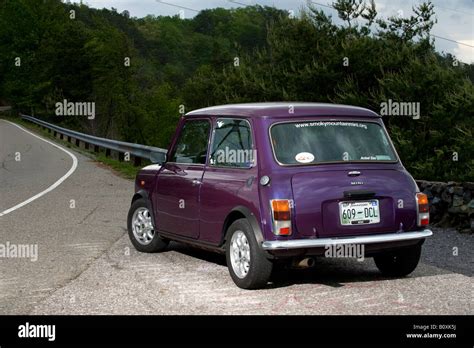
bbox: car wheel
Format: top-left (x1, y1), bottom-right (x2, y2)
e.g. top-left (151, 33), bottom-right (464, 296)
top-left (374, 244), bottom-right (421, 277)
top-left (225, 218), bottom-right (273, 289)
top-left (127, 198), bottom-right (169, 253)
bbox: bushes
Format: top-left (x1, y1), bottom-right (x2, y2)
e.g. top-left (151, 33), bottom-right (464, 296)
top-left (185, 2), bottom-right (473, 181)
top-left (0, 0), bottom-right (472, 180)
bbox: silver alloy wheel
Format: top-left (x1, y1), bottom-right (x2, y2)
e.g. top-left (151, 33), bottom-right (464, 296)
top-left (132, 207), bottom-right (155, 245)
top-left (230, 230), bottom-right (251, 279)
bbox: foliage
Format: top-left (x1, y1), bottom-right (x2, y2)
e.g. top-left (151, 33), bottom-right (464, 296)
top-left (0, 0), bottom-right (472, 180)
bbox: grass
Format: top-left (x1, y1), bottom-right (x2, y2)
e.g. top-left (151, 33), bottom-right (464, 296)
top-left (0, 112), bottom-right (145, 180)
top-left (95, 153), bottom-right (142, 179)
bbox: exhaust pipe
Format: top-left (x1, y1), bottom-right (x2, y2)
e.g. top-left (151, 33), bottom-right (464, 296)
top-left (293, 257), bottom-right (315, 269)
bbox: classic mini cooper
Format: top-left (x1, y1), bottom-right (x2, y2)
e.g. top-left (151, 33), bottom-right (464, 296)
top-left (127, 103), bottom-right (432, 289)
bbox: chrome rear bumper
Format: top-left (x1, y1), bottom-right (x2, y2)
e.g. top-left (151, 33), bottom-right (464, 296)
top-left (261, 229), bottom-right (432, 251)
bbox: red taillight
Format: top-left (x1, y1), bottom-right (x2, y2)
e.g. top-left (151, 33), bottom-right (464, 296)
top-left (279, 227), bottom-right (291, 235)
top-left (270, 199), bottom-right (292, 235)
top-left (420, 217), bottom-right (429, 226)
top-left (416, 193), bottom-right (430, 226)
top-left (419, 205), bottom-right (429, 213)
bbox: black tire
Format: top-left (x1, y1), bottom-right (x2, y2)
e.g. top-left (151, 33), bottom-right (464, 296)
top-left (225, 218), bottom-right (273, 289)
top-left (374, 244), bottom-right (421, 277)
top-left (127, 198), bottom-right (169, 253)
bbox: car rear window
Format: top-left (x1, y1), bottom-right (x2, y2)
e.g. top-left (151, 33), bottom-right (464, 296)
top-left (270, 120), bottom-right (397, 165)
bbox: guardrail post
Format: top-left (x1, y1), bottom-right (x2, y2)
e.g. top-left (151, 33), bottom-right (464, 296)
top-left (105, 148), bottom-right (111, 157)
top-left (133, 156), bottom-right (142, 166)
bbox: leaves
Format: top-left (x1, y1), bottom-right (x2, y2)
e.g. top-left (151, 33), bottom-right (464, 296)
top-left (0, 0), bottom-right (472, 181)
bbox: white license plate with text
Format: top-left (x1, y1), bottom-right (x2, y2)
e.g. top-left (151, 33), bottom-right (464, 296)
top-left (339, 200), bottom-right (380, 225)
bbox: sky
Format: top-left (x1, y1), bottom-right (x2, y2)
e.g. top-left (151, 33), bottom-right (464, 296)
top-left (80, 0), bottom-right (473, 63)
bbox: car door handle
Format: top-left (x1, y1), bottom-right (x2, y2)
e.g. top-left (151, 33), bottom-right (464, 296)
top-left (192, 179), bottom-right (201, 186)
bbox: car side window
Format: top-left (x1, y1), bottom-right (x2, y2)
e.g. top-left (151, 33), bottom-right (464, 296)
top-left (209, 118), bottom-right (254, 168)
top-left (170, 119), bottom-right (210, 164)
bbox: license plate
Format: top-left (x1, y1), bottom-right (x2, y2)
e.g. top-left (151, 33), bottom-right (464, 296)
top-left (339, 200), bottom-right (380, 226)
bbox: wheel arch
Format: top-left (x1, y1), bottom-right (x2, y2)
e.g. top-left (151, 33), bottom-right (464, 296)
top-left (131, 189), bottom-right (150, 204)
top-left (221, 206), bottom-right (264, 248)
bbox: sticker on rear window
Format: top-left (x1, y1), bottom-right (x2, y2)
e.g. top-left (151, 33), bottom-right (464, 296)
top-left (295, 152), bottom-right (315, 163)
top-left (294, 121), bottom-right (368, 130)
top-left (360, 155), bottom-right (392, 161)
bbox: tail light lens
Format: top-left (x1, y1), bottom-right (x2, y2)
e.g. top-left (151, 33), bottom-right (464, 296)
top-left (416, 193), bottom-right (429, 226)
top-left (270, 199), bottom-right (292, 235)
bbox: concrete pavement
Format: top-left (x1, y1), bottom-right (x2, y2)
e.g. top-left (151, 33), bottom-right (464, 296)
top-left (0, 119), bottom-right (472, 315)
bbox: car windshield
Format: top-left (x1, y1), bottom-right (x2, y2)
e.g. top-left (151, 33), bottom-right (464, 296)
top-left (270, 120), bottom-right (397, 165)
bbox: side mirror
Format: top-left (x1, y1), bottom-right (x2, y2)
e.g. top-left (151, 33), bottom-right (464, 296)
top-left (150, 152), bottom-right (166, 164)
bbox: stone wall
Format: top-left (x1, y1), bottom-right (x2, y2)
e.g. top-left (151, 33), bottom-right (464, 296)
top-left (416, 180), bottom-right (474, 233)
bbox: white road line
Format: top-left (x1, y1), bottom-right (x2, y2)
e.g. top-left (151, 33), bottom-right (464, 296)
top-left (0, 120), bottom-right (78, 217)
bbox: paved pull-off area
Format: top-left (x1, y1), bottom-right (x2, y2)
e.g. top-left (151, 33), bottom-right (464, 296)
top-left (0, 119), bottom-right (472, 314)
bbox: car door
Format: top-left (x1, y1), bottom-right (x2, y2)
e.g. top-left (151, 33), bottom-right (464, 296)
top-left (199, 118), bottom-right (259, 244)
top-left (154, 118), bottom-right (211, 239)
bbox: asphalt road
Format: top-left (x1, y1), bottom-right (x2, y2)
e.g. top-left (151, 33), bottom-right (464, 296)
top-left (0, 119), bottom-right (472, 315)
top-left (0, 120), bottom-right (73, 212)
top-left (0, 119), bottom-right (128, 314)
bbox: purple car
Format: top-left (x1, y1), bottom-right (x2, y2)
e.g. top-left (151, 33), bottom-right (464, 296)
top-left (127, 103), bottom-right (432, 289)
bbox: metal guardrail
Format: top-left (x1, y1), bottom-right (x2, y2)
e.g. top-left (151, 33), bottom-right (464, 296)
top-left (20, 114), bottom-right (167, 165)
